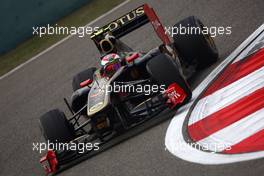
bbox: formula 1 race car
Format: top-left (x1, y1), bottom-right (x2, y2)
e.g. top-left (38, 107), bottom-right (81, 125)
top-left (39, 4), bottom-right (218, 175)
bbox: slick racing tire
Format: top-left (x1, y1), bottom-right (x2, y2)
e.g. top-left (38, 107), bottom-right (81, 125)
top-left (146, 53), bottom-right (192, 103)
top-left (71, 86), bottom-right (90, 114)
top-left (39, 109), bottom-right (75, 144)
top-left (72, 67), bottom-right (96, 91)
top-left (173, 16), bottom-right (218, 69)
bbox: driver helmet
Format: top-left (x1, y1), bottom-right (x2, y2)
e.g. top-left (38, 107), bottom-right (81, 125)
top-left (101, 53), bottom-right (121, 66)
top-left (101, 53), bottom-right (122, 77)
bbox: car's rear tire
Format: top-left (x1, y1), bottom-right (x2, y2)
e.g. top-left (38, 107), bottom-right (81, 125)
top-left (173, 16), bottom-right (218, 69)
top-left (72, 67), bottom-right (96, 91)
top-left (39, 109), bottom-right (75, 144)
top-left (146, 54), bottom-right (192, 103)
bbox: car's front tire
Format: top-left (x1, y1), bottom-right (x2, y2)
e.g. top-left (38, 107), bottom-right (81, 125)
top-left (146, 54), bottom-right (192, 104)
top-left (71, 67), bottom-right (96, 113)
top-left (39, 109), bottom-right (75, 144)
top-left (72, 67), bottom-right (96, 91)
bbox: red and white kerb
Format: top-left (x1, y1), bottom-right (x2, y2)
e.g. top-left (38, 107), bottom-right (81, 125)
top-left (187, 48), bottom-right (264, 153)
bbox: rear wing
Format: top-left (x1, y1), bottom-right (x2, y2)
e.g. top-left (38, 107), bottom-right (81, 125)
top-left (90, 4), bottom-right (171, 52)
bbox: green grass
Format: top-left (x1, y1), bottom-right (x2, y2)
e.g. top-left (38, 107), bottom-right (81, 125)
top-left (0, 0), bottom-right (125, 76)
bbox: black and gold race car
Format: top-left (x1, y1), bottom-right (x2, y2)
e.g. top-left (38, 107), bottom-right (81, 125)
top-left (39, 4), bottom-right (218, 175)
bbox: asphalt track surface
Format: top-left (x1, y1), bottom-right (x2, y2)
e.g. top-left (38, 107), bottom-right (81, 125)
top-left (0, 0), bottom-right (263, 175)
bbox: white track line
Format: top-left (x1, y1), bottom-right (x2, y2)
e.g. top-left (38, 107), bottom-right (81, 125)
top-left (0, 0), bottom-right (130, 80)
